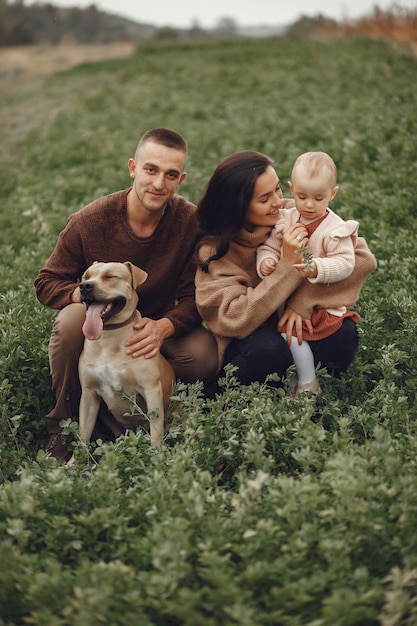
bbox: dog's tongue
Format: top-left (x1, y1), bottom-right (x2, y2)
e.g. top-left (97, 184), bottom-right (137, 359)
top-left (82, 303), bottom-right (105, 340)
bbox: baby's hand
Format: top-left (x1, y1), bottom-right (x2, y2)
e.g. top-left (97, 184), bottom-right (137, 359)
top-left (260, 258), bottom-right (277, 276)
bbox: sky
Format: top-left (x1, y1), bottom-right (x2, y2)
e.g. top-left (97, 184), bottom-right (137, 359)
top-left (25, 0), bottom-right (417, 29)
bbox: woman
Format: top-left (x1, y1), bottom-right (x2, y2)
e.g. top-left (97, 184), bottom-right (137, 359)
top-left (195, 151), bottom-right (376, 390)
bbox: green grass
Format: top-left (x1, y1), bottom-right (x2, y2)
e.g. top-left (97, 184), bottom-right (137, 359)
top-left (1, 36), bottom-right (417, 624)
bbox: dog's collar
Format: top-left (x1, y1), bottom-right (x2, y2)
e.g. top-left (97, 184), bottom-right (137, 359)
top-left (103, 309), bottom-right (139, 331)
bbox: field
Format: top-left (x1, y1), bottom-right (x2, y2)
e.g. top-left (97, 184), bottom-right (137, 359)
top-left (1, 35), bottom-right (417, 624)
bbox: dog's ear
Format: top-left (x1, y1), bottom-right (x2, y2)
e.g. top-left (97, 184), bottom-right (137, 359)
top-left (124, 261), bottom-right (148, 288)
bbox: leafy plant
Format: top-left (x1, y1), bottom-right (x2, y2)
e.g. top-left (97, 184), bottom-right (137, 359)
top-left (296, 242), bottom-right (314, 271)
top-left (0, 35), bottom-right (417, 624)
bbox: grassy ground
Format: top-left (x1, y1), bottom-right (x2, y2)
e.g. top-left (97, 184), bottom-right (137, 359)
top-left (0, 36), bottom-right (417, 624)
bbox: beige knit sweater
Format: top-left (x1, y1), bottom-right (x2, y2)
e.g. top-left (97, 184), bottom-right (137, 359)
top-left (196, 225), bottom-right (377, 370)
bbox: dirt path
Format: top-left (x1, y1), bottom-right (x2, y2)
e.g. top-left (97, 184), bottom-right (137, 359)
top-left (0, 41), bottom-right (136, 88)
top-left (0, 42), bottom-right (137, 160)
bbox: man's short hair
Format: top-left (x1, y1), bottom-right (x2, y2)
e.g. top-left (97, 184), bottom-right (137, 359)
top-left (135, 127), bottom-right (188, 159)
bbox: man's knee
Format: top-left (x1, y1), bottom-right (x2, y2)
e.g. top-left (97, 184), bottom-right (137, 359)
top-left (50, 303), bottom-right (85, 354)
top-left (189, 327), bottom-right (217, 361)
top-left (180, 326), bottom-right (218, 382)
top-left (163, 326), bottom-right (218, 382)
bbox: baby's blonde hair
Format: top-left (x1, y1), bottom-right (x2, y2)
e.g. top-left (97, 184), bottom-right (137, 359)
top-left (292, 151), bottom-right (337, 187)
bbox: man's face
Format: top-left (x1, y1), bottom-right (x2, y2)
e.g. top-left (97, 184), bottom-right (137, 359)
top-left (128, 141), bottom-right (187, 214)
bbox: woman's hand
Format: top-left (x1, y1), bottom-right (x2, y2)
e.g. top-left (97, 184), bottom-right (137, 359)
top-left (293, 260), bottom-right (318, 279)
top-left (278, 306), bottom-right (313, 345)
top-left (281, 223), bottom-right (308, 265)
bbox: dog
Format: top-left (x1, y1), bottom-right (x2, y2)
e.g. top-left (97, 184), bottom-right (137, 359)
top-left (69, 261), bottom-right (175, 463)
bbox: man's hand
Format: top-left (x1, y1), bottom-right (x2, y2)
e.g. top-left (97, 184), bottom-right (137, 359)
top-left (71, 287), bottom-right (81, 303)
top-left (278, 306), bottom-right (313, 346)
top-left (125, 317), bottom-right (174, 359)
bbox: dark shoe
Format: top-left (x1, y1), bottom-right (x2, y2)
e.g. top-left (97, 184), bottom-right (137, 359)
top-left (45, 433), bottom-right (71, 462)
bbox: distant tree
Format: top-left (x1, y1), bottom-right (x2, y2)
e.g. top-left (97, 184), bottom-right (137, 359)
top-left (0, 1), bottom-right (160, 46)
top-left (0, 0), bottom-right (34, 45)
top-left (189, 18), bottom-right (204, 38)
top-left (214, 17), bottom-right (238, 37)
top-left (152, 26), bottom-right (180, 41)
top-left (286, 14), bottom-right (338, 38)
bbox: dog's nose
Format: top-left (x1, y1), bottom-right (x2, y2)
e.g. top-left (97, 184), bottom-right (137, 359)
top-left (79, 281), bottom-right (94, 293)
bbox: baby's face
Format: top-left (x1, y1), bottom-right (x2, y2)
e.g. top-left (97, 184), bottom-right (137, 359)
top-left (289, 169), bottom-right (338, 223)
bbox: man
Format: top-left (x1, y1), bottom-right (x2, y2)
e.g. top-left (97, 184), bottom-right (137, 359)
top-left (35, 127), bottom-right (218, 460)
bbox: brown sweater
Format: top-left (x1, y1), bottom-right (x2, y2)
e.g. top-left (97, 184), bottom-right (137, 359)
top-left (34, 188), bottom-right (202, 337)
top-left (196, 225), bottom-right (377, 370)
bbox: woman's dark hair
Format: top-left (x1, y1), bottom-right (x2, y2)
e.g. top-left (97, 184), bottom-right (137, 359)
top-left (196, 151), bottom-right (274, 272)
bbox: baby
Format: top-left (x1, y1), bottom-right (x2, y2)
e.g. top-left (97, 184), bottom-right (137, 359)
top-left (257, 151), bottom-right (360, 398)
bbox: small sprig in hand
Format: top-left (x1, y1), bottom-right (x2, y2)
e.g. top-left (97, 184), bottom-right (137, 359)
top-left (296, 243), bottom-right (314, 269)
top-left (294, 243), bottom-right (316, 277)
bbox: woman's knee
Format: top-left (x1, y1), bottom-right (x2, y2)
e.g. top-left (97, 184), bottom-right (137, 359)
top-left (311, 319), bottom-right (359, 375)
top-left (224, 327), bottom-right (293, 383)
top-left (229, 327), bottom-right (289, 359)
top-left (335, 320), bottom-right (359, 372)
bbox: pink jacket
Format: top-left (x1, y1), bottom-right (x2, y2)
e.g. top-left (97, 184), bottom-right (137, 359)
top-left (257, 208), bottom-right (359, 316)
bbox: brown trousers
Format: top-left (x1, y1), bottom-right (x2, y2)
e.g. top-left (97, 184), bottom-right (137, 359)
top-left (46, 303), bottom-right (217, 435)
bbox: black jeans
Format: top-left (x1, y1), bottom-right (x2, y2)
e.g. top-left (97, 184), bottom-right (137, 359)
top-left (219, 318), bottom-right (359, 387)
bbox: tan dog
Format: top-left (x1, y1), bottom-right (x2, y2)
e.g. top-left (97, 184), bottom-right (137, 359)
top-left (71, 261), bottom-right (175, 461)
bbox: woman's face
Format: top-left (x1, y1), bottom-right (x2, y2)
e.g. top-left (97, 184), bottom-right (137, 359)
top-left (244, 165), bottom-right (284, 230)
